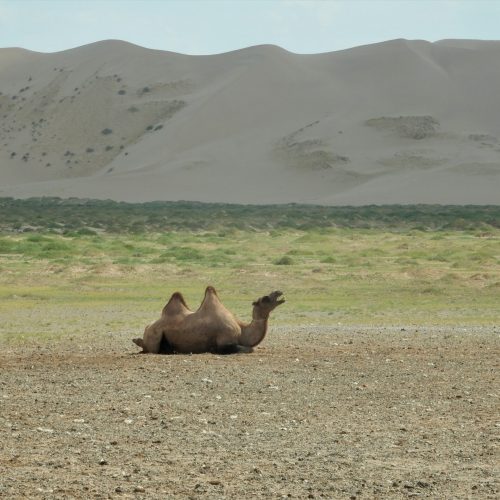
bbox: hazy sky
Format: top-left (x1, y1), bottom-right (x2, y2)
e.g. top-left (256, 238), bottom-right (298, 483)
top-left (0, 0), bottom-right (499, 54)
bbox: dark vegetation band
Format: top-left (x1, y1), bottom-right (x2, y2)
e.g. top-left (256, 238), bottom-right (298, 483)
top-left (0, 197), bottom-right (498, 234)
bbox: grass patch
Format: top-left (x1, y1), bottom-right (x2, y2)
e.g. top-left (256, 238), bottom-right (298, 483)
top-left (0, 200), bottom-right (499, 343)
top-left (275, 255), bottom-right (294, 265)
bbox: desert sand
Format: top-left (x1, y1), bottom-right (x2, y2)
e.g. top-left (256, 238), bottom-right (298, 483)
top-left (1, 38), bottom-right (500, 204)
top-left (1, 327), bottom-right (498, 498)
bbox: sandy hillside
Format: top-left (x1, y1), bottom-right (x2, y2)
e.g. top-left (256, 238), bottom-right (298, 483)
top-left (1, 39), bottom-right (500, 204)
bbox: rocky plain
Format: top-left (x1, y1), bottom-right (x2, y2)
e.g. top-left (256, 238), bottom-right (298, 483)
top-left (1, 325), bottom-right (498, 499)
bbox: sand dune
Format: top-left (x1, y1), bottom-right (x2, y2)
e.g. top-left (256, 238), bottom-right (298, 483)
top-left (1, 39), bottom-right (499, 204)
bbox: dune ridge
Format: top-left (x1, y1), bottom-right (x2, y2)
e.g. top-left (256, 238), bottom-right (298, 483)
top-left (1, 38), bottom-right (499, 204)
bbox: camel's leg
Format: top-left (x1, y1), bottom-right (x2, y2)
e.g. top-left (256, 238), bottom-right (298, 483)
top-left (158, 336), bottom-right (175, 354)
top-left (216, 343), bottom-right (254, 354)
top-left (235, 345), bottom-right (254, 354)
top-left (133, 338), bottom-right (144, 348)
top-left (141, 325), bottom-right (163, 354)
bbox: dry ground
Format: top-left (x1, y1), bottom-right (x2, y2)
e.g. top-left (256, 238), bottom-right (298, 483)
top-left (1, 326), bottom-right (498, 499)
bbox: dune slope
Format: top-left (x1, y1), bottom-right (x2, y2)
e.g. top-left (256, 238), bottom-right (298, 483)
top-left (1, 39), bottom-right (499, 204)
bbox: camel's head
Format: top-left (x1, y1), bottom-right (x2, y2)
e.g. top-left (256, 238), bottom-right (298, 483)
top-left (252, 290), bottom-right (285, 317)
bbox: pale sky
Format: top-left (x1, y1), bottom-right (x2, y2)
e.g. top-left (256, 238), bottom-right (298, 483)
top-left (0, 0), bottom-right (499, 55)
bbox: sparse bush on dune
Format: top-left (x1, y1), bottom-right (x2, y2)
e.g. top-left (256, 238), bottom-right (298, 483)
top-left (365, 115), bottom-right (439, 139)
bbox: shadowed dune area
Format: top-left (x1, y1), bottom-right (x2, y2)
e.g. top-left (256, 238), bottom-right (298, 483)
top-left (1, 38), bottom-right (500, 204)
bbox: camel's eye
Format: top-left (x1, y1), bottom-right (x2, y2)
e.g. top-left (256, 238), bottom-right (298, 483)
top-left (262, 296), bottom-right (271, 304)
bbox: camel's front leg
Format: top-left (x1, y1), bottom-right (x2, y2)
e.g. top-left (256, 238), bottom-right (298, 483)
top-left (215, 341), bottom-right (254, 354)
top-left (134, 323), bottom-right (163, 354)
top-left (132, 337), bottom-right (144, 349)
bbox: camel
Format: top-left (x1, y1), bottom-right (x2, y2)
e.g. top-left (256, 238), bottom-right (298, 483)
top-left (133, 286), bottom-right (285, 354)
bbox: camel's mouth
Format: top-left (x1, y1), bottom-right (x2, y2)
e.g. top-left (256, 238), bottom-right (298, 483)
top-left (271, 290), bottom-right (285, 305)
top-left (273, 290), bottom-right (286, 306)
top-left (256, 290), bottom-right (285, 307)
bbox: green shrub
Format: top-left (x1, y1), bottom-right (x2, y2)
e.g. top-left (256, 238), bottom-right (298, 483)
top-left (157, 246), bottom-right (203, 262)
top-left (26, 234), bottom-right (52, 243)
top-left (76, 228), bottom-right (98, 236)
top-left (321, 256), bottom-right (336, 264)
top-left (274, 255), bottom-right (294, 265)
top-left (0, 237), bottom-right (15, 253)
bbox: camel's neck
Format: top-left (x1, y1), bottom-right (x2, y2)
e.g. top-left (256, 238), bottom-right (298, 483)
top-left (239, 311), bottom-right (269, 347)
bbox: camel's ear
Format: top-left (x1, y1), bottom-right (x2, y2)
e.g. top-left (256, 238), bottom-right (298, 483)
top-left (252, 300), bottom-right (258, 306)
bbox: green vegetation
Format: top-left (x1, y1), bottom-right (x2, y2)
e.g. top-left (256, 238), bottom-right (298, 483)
top-left (0, 197), bottom-right (498, 233)
top-left (0, 199), bottom-right (498, 342)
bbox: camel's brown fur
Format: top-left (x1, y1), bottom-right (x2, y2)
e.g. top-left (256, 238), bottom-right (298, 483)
top-left (133, 286), bottom-right (285, 354)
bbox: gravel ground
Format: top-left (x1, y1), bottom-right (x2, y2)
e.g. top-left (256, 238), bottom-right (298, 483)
top-left (1, 326), bottom-right (498, 499)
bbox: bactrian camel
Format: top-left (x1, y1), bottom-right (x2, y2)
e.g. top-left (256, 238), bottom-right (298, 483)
top-left (133, 286), bottom-right (285, 354)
